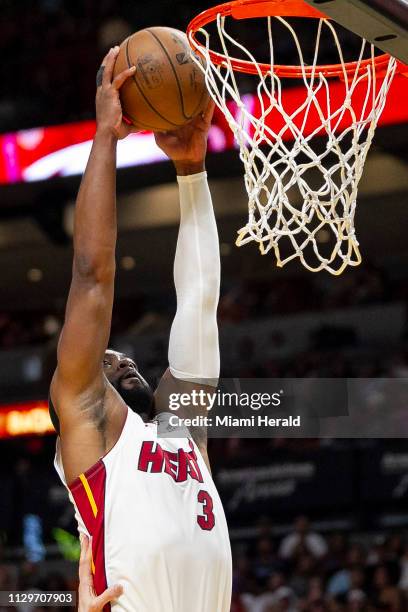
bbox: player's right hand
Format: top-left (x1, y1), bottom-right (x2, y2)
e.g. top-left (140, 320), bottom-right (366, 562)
top-left (95, 47), bottom-right (136, 140)
top-left (154, 99), bottom-right (215, 174)
top-left (78, 534), bottom-right (123, 612)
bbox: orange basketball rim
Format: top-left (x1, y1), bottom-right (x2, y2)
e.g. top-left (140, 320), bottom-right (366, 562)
top-left (187, 0), bottom-right (408, 79)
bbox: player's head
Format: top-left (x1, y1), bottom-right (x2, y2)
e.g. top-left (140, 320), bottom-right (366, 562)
top-left (103, 349), bottom-right (154, 420)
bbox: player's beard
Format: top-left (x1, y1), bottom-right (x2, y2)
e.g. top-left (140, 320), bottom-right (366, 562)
top-left (117, 383), bottom-right (155, 422)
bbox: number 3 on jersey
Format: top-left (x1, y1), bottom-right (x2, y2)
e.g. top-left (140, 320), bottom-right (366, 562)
top-left (197, 490), bottom-right (215, 531)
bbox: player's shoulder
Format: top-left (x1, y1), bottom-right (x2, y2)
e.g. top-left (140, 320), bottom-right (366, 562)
top-left (152, 411), bottom-right (192, 439)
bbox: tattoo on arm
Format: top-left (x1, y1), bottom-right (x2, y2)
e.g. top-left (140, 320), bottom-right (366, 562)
top-left (96, 65), bottom-right (105, 88)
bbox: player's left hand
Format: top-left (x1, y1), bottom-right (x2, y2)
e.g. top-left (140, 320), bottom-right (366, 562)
top-left (78, 534), bottom-right (123, 612)
top-left (154, 99), bottom-right (215, 171)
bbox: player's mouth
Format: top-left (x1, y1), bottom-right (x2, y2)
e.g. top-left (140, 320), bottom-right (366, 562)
top-left (121, 370), bottom-right (144, 388)
top-left (123, 370), bottom-right (138, 379)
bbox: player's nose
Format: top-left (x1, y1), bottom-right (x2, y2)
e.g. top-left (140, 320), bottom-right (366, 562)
top-left (118, 357), bottom-right (135, 369)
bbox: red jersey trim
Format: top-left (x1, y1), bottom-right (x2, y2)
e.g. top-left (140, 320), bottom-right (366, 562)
top-left (70, 461), bottom-right (110, 611)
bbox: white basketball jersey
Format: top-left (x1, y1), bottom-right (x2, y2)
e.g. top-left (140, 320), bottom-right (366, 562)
top-left (55, 408), bottom-right (232, 612)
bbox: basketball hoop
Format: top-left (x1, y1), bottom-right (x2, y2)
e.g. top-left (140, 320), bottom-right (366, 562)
top-left (187, 0), bottom-right (406, 274)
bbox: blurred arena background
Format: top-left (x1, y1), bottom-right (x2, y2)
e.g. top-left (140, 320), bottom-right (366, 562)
top-left (1, 1), bottom-right (408, 611)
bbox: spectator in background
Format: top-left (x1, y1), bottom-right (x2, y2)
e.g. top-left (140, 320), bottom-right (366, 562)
top-left (279, 516), bottom-right (328, 562)
top-left (366, 537), bottom-right (388, 567)
top-left (289, 553), bottom-right (317, 599)
top-left (0, 562), bottom-right (15, 591)
top-left (233, 554), bottom-right (260, 599)
top-left (305, 575), bottom-right (326, 611)
top-left (324, 533), bottom-right (348, 576)
top-left (398, 544), bottom-right (408, 595)
top-left (256, 516), bottom-right (274, 540)
top-left (15, 459), bottom-right (46, 564)
top-left (346, 589), bottom-right (366, 612)
top-left (231, 591), bottom-right (248, 612)
top-left (249, 570), bottom-right (297, 612)
top-left (386, 534), bottom-right (404, 563)
top-left (371, 564), bottom-right (403, 612)
top-left (253, 538), bottom-right (283, 585)
top-left (345, 566), bottom-right (368, 611)
top-left (327, 545), bottom-right (366, 599)
top-left (270, 586), bottom-right (299, 612)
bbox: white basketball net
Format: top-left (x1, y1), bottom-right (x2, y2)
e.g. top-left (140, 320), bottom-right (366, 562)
top-left (189, 15), bottom-right (397, 274)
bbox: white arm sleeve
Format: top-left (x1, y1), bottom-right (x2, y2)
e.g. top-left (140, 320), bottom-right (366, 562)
top-left (168, 171), bottom-right (220, 386)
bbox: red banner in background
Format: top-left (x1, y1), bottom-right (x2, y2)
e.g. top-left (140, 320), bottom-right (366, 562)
top-left (0, 401), bottom-right (54, 438)
top-left (0, 76), bottom-right (407, 185)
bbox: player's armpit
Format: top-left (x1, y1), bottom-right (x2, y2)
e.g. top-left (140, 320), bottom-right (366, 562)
top-left (53, 383), bottom-right (128, 485)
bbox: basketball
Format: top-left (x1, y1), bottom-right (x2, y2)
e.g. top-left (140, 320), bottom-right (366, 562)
top-left (113, 26), bottom-right (209, 132)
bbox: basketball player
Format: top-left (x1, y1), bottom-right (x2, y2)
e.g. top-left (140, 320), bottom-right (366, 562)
top-left (49, 46), bottom-right (232, 611)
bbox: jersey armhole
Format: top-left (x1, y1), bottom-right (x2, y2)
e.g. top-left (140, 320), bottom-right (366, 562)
top-left (55, 406), bottom-right (134, 490)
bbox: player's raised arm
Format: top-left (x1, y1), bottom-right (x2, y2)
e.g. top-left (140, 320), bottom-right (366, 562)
top-left (154, 102), bottom-right (220, 461)
top-left (50, 48), bottom-right (135, 425)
